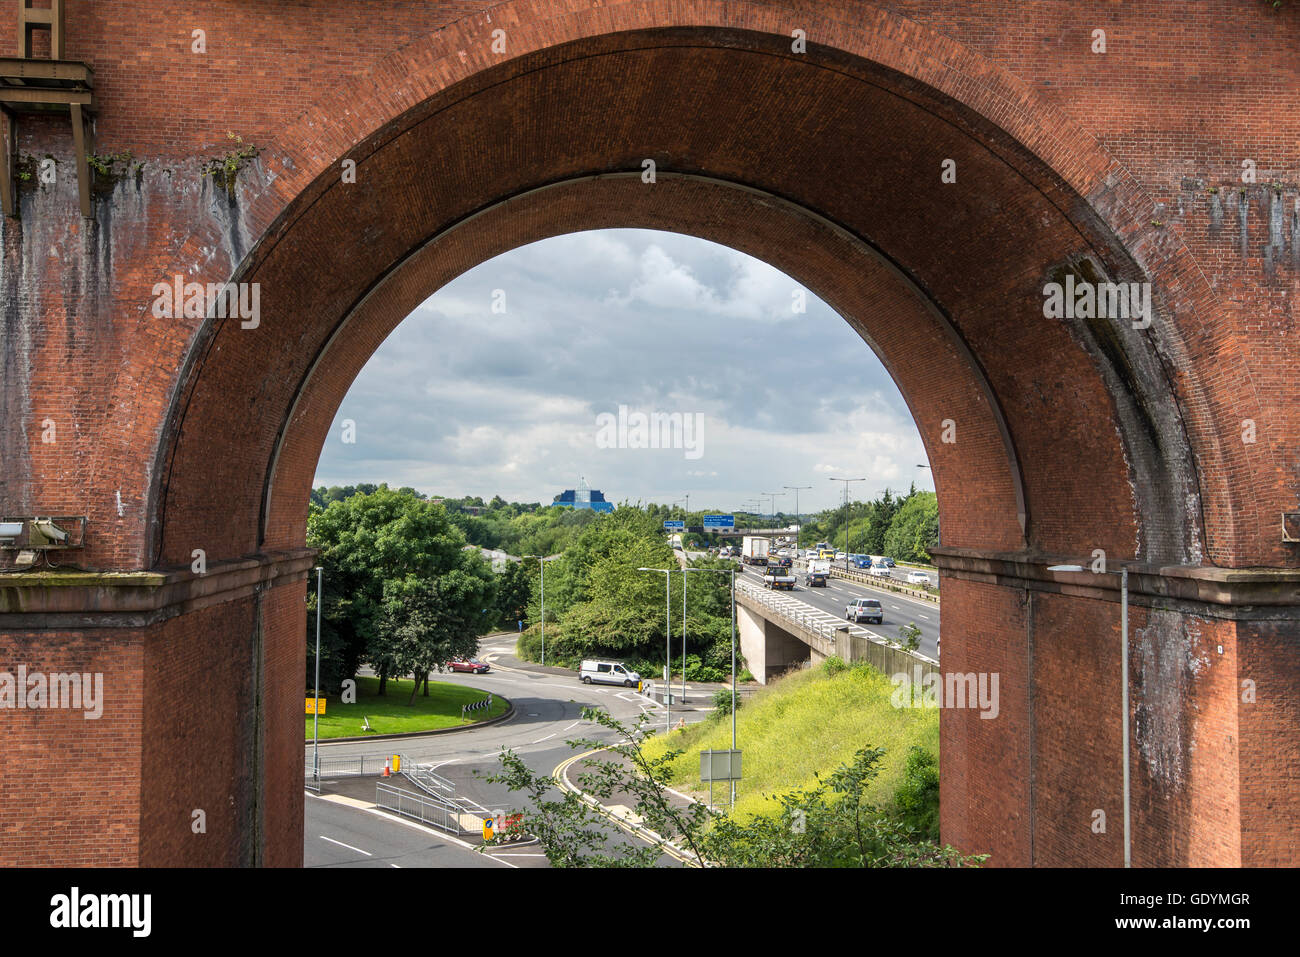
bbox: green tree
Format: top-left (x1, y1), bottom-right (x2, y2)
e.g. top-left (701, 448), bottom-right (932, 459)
top-left (374, 564), bottom-right (494, 704)
top-left (883, 491), bottom-right (938, 563)
top-left (306, 486), bottom-right (480, 693)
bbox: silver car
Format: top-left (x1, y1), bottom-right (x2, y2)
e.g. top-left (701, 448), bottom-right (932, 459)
top-left (846, 598), bottom-right (884, 624)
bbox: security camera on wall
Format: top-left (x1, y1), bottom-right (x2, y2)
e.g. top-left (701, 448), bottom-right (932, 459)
top-left (30, 519), bottom-right (69, 546)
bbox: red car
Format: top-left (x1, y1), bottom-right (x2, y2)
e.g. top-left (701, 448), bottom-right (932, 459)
top-left (446, 659), bottom-right (490, 674)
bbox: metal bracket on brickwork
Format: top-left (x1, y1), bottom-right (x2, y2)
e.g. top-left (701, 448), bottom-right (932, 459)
top-left (1283, 512), bottom-right (1300, 544)
top-left (0, 1), bottom-right (97, 219)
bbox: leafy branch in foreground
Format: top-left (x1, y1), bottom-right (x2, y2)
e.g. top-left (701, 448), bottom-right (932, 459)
top-left (482, 707), bottom-right (986, 868)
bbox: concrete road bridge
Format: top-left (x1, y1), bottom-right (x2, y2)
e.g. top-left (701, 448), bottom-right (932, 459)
top-left (0, 0), bottom-right (1297, 867)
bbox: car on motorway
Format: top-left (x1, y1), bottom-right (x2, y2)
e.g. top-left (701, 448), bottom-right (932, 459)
top-left (851, 555), bottom-right (873, 569)
top-left (845, 598), bottom-right (885, 624)
top-left (579, 659), bottom-right (641, 687)
top-left (718, 546), bottom-right (732, 558)
top-left (804, 548), bottom-right (819, 559)
top-left (906, 570), bottom-right (931, 585)
top-left (869, 563), bottom-right (892, 578)
top-left (446, 658), bottom-right (490, 674)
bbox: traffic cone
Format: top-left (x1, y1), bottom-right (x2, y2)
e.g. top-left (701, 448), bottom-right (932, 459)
top-left (383, 763), bottom-right (390, 777)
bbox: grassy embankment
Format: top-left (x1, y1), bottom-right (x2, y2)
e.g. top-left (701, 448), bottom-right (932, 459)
top-left (640, 661), bottom-right (938, 822)
top-left (304, 675), bottom-right (509, 739)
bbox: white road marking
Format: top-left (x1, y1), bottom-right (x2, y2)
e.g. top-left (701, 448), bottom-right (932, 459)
top-left (918, 614), bottom-right (930, 620)
top-left (490, 852), bottom-right (547, 857)
top-left (533, 733), bottom-right (557, 743)
top-left (564, 721), bottom-right (582, 731)
top-left (320, 835), bottom-right (371, 856)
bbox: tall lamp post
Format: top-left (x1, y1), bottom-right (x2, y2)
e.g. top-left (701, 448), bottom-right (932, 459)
top-left (761, 491), bottom-right (785, 534)
top-left (685, 565), bottom-right (738, 806)
top-left (785, 485), bottom-right (811, 549)
top-left (312, 565), bottom-right (323, 784)
top-left (828, 477), bottom-right (866, 569)
top-left (523, 554), bottom-right (558, 666)
top-left (1048, 561), bottom-right (1131, 868)
top-left (637, 566), bottom-right (674, 732)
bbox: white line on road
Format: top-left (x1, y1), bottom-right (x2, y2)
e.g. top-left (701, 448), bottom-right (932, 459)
top-left (564, 721), bottom-right (582, 730)
top-left (320, 835), bottom-right (371, 856)
top-left (533, 733), bottom-right (557, 743)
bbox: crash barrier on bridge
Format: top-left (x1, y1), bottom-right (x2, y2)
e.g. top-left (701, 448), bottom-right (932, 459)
top-left (736, 578), bottom-right (938, 676)
top-left (789, 559), bottom-right (939, 604)
top-left (461, 694), bottom-right (493, 720)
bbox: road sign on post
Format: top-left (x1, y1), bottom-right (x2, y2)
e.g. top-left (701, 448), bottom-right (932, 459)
top-left (702, 514), bottom-right (735, 530)
top-left (700, 749), bottom-right (742, 781)
top-left (663, 520), bottom-right (685, 530)
top-left (305, 697), bottom-right (326, 715)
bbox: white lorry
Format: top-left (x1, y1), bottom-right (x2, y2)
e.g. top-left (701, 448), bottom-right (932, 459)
top-left (805, 558), bottom-right (831, 587)
top-left (741, 536), bottom-right (771, 566)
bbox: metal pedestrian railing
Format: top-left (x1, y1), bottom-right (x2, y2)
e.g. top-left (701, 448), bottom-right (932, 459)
top-left (304, 751), bottom-right (397, 792)
top-left (374, 782), bottom-right (484, 835)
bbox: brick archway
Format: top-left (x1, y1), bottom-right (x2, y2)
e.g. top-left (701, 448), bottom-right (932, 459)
top-left (3, 1), bottom-right (1295, 868)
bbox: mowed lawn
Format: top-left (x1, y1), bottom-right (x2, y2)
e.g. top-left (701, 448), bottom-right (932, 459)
top-left (640, 663), bottom-right (939, 822)
top-left (304, 675), bottom-right (509, 739)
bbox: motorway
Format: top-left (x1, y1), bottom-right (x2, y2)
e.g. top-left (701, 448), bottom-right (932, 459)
top-left (732, 560), bottom-right (941, 660)
top-left (304, 634), bottom-right (713, 868)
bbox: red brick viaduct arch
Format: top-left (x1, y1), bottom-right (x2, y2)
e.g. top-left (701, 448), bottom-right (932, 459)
top-left (1, 1), bottom-right (1295, 868)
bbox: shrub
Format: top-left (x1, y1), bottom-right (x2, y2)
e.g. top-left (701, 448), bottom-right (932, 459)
top-left (712, 688), bottom-right (741, 717)
top-left (821, 655), bottom-right (848, 677)
top-left (890, 746), bottom-right (940, 841)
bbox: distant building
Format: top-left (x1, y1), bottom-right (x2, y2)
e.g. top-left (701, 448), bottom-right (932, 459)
top-left (553, 477), bottom-right (614, 513)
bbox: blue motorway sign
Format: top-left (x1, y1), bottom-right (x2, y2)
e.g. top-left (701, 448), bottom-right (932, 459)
top-left (663, 520), bottom-right (686, 530)
top-left (702, 514), bottom-right (735, 529)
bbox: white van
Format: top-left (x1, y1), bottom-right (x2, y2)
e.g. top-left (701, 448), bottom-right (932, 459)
top-left (580, 660), bottom-right (641, 687)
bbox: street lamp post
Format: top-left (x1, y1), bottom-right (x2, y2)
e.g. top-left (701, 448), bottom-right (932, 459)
top-left (637, 567), bottom-right (674, 732)
top-left (785, 485), bottom-right (811, 549)
top-left (685, 565), bottom-right (738, 806)
top-left (312, 565), bottom-right (322, 784)
top-left (828, 477), bottom-right (866, 569)
top-left (524, 554), bottom-right (557, 666)
top-left (761, 491), bottom-right (785, 534)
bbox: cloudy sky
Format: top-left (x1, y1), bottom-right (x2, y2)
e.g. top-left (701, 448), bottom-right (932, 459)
top-left (315, 229), bottom-right (931, 516)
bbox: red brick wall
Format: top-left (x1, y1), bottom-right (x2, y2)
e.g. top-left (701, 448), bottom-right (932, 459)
top-left (939, 578), bottom-right (1031, 866)
top-left (0, 629), bottom-right (143, 866)
top-left (139, 599), bottom-right (258, 867)
top-left (1, 0), bottom-right (1295, 867)
top-left (1237, 618), bottom-right (1300, 866)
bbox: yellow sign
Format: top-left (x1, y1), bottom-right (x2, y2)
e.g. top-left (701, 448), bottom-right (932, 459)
top-left (305, 697), bottom-right (326, 715)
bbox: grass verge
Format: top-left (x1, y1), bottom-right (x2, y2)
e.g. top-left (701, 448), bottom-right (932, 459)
top-left (640, 661), bottom-right (938, 822)
top-left (304, 674), bottom-right (508, 739)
